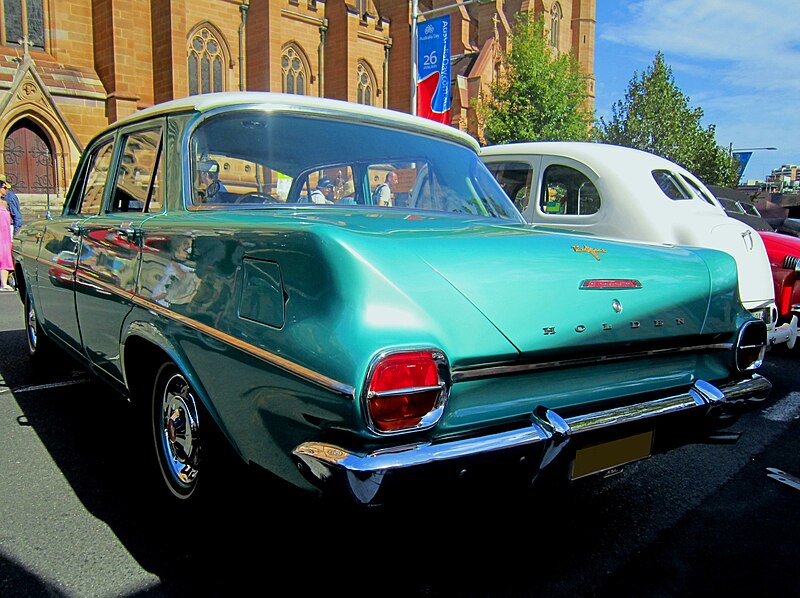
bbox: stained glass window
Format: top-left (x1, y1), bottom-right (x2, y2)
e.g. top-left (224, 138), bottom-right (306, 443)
top-left (3, 0), bottom-right (45, 50)
top-left (188, 26), bottom-right (226, 96)
top-left (281, 46), bottom-right (308, 96)
top-left (356, 62), bottom-right (375, 106)
top-left (550, 3), bottom-right (562, 49)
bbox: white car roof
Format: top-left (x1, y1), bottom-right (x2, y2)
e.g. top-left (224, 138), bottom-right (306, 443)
top-left (480, 141), bottom-right (694, 178)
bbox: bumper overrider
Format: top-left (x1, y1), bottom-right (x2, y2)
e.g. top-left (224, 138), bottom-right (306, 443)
top-left (293, 375), bottom-right (772, 505)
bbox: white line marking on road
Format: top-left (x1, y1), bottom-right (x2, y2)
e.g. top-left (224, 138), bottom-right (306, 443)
top-left (762, 391), bottom-right (800, 422)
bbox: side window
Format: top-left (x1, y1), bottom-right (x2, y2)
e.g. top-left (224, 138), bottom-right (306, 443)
top-left (368, 165), bottom-right (403, 207)
top-left (294, 166), bottom-right (356, 204)
top-left (652, 169), bottom-right (692, 200)
top-left (110, 127), bottom-right (163, 213)
top-left (75, 138), bottom-right (115, 216)
top-left (717, 197), bottom-right (743, 213)
top-left (369, 162), bottom-right (428, 210)
top-left (193, 154), bottom-right (246, 205)
top-left (540, 165), bottom-right (601, 216)
top-left (740, 202), bottom-right (761, 217)
top-left (679, 174), bottom-right (715, 204)
top-left (485, 161), bottom-right (533, 212)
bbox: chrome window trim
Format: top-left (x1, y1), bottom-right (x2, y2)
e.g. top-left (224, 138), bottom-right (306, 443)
top-left (451, 342), bottom-right (734, 383)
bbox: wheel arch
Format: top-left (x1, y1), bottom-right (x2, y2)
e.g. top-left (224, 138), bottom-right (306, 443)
top-left (14, 260), bottom-right (27, 303)
top-left (120, 322), bottom-right (240, 457)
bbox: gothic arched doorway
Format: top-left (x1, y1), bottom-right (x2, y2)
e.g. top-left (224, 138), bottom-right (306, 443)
top-left (4, 119), bottom-right (57, 194)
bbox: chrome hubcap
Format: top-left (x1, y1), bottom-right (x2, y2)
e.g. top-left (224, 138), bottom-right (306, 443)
top-left (26, 300), bottom-right (37, 350)
top-left (159, 373), bottom-right (200, 488)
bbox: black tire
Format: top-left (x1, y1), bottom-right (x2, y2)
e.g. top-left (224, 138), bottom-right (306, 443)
top-left (151, 363), bottom-right (204, 500)
top-left (24, 290), bottom-right (53, 360)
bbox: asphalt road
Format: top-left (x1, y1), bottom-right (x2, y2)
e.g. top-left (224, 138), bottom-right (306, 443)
top-left (1, 289), bottom-right (799, 597)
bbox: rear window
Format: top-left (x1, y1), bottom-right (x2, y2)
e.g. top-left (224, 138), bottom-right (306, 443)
top-left (679, 174), bottom-right (716, 204)
top-left (187, 110), bottom-right (522, 221)
top-left (652, 169), bottom-right (692, 200)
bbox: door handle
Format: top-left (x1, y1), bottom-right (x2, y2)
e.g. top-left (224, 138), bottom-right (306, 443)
top-left (117, 221), bottom-right (139, 241)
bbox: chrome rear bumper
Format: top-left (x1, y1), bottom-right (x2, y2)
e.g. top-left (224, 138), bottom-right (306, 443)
top-left (293, 375), bottom-right (771, 505)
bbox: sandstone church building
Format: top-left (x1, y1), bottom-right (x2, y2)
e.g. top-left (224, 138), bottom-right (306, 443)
top-left (0, 0), bottom-right (595, 221)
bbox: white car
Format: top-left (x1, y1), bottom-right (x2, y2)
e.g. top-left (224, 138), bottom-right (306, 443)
top-left (480, 142), bottom-right (796, 347)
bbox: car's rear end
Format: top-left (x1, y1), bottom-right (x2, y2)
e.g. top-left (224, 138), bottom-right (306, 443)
top-left (290, 221), bottom-right (769, 505)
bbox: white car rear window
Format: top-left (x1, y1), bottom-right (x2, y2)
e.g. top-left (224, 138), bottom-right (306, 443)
top-left (652, 169), bottom-right (692, 200)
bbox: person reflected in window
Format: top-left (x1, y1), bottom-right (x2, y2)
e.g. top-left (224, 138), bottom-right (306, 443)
top-left (374, 171), bottom-right (398, 207)
top-left (338, 179), bottom-right (357, 205)
top-left (310, 178), bottom-right (335, 204)
top-left (198, 160), bottom-right (227, 202)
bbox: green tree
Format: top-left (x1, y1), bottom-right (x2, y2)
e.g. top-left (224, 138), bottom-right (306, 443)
top-left (595, 51), bottom-right (739, 187)
top-left (476, 13), bottom-right (592, 145)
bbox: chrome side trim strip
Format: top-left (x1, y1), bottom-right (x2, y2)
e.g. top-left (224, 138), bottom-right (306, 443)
top-left (451, 343), bottom-right (734, 382)
top-left (132, 295), bottom-right (356, 398)
top-left (44, 268), bottom-right (356, 399)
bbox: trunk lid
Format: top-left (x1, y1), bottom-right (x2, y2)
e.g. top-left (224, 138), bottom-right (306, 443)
top-left (394, 225), bottom-right (719, 356)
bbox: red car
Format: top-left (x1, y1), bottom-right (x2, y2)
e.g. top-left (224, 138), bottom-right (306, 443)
top-left (761, 230), bottom-right (800, 331)
top-left (714, 189), bottom-right (800, 348)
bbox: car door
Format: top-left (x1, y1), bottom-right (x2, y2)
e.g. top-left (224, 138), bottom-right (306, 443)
top-left (74, 122), bottom-right (164, 384)
top-left (35, 135), bottom-right (116, 356)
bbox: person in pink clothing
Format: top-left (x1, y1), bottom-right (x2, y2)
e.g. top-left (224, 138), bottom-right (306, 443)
top-left (0, 181), bottom-right (15, 291)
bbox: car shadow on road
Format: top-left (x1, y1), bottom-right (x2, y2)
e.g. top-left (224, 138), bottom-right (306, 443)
top-left (0, 324), bottom-right (688, 597)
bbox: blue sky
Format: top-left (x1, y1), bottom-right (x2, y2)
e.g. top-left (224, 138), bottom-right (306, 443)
top-left (593, 0), bottom-right (800, 183)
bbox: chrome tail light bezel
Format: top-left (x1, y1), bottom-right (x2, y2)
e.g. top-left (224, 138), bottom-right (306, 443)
top-left (735, 320), bottom-right (767, 372)
top-left (362, 348), bottom-right (451, 436)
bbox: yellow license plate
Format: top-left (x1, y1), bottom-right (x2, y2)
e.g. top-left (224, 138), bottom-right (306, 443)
top-left (570, 431), bottom-right (653, 480)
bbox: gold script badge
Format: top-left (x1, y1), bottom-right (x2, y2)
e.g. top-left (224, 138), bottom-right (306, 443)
top-left (571, 245), bottom-right (607, 261)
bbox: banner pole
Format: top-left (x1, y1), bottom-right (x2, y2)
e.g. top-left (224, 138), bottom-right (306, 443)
top-left (411, 0), bottom-right (419, 115)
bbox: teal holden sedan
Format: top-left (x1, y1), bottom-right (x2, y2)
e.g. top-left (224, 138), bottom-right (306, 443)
top-left (12, 93), bottom-right (770, 506)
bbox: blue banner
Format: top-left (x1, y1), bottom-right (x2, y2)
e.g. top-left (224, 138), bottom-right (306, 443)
top-left (733, 151), bottom-right (753, 178)
top-left (416, 15), bottom-right (450, 124)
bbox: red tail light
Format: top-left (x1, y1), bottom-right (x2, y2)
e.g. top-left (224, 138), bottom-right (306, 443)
top-left (365, 350), bottom-right (449, 433)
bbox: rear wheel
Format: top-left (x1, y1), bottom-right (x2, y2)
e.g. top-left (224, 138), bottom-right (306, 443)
top-left (24, 290), bottom-right (52, 359)
top-left (152, 363), bottom-right (203, 500)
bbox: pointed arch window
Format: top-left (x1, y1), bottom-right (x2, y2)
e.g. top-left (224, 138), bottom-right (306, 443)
top-left (282, 45), bottom-right (309, 96)
top-left (550, 3), bottom-right (562, 49)
top-left (2, 0), bottom-right (46, 50)
top-left (356, 62), bottom-right (376, 106)
top-left (188, 25), bottom-right (226, 96)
